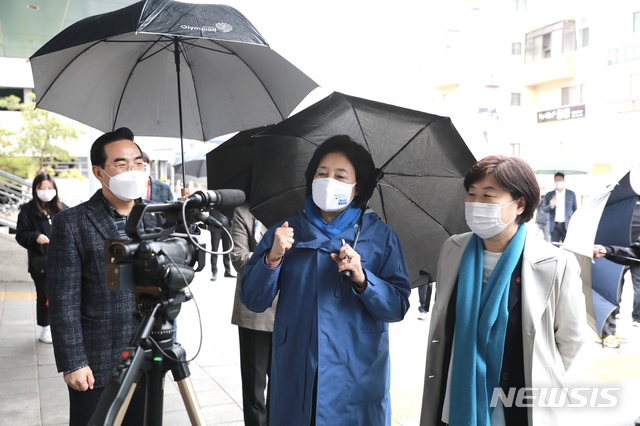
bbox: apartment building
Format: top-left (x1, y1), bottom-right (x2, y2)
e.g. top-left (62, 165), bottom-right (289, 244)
top-left (421, 0), bottom-right (640, 184)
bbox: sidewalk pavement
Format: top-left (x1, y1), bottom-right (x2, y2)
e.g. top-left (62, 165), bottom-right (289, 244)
top-left (1, 260), bottom-right (640, 425)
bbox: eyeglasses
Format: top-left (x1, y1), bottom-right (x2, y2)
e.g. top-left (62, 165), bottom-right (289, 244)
top-left (105, 162), bottom-right (147, 172)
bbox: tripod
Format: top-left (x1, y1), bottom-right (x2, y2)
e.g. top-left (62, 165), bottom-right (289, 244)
top-left (88, 290), bottom-right (205, 425)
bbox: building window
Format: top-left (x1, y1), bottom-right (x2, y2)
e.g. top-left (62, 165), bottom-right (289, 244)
top-left (579, 27), bottom-right (589, 48)
top-left (511, 42), bottom-right (522, 55)
top-left (561, 84), bottom-right (584, 105)
top-left (631, 73), bottom-right (640, 97)
top-left (512, 0), bottom-right (526, 11)
top-left (511, 93), bottom-right (521, 106)
top-left (634, 11), bottom-right (640, 32)
top-left (525, 20), bottom-right (576, 63)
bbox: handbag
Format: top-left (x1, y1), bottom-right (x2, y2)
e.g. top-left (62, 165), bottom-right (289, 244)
top-left (31, 255), bottom-right (47, 278)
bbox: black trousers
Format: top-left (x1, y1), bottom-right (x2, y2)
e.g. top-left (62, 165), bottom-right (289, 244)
top-left (32, 274), bottom-right (49, 327)
top-left (550, 221), bottom-right (567, 243)
top-left (209, 226), bottom-right (232, 275)
top-left (68, 380), bottom-right (145, 426)
top-left (238, 326), bottom-right (273, 426)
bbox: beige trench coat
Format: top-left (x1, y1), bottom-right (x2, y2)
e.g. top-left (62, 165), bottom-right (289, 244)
top-left (420, 232), bottom-right (586, 425)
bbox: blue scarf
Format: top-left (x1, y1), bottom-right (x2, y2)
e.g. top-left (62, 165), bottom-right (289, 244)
top-left (449, 224), bottom-right (527, 426)
top-left (303, 196), bottom-right (361, 238)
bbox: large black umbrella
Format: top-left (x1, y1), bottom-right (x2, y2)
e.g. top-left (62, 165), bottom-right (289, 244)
top-left (206, 126), bottom-right (274, 197)
top-left (29, 0), bottom-right (318, 186)
top-left (243, 92), bottom-right (476, 287)
top-left (563, 171), bottom-right (640, 336)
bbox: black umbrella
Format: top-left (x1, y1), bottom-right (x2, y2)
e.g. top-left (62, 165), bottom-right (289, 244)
top-left (206, 126), bottom-right (274, 197)
top-left (243, 92), bottom-right (476, 287)
top-left (173, 151), bottom-right (207, 179)
top-left (29, 0), bottom-right (318, 187)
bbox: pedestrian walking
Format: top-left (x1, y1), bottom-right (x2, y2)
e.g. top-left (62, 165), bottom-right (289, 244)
top-left (15, 173), bottom-right (67, 344)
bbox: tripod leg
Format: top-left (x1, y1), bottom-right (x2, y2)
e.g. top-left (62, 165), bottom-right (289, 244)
top-left (176, 376), bottom-right (206, 425)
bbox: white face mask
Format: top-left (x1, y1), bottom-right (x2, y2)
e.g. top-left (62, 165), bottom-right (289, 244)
top-left (36, 189), bottom-right (57, 202)
top-left (101, 169), bottom-right (148, 201)
top-left (555, 181), bottom-right (565, 190)
top-left (465, 199), bottom-right (518, 239)
top-left (312, 178), bottom-right (357, 212)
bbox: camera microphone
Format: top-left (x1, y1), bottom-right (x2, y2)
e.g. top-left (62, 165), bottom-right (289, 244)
top-left (185, 189), bottom-right (246, 210)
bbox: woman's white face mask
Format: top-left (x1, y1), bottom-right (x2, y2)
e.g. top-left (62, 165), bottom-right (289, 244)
top-left (312, 178), bottom-right (357, 212)
top-left (101, 169), bottom-right (149, 201)
top-left (36, 189), bottom-right (57, 202)
top-left (464, 199), bottom-right (517, 239)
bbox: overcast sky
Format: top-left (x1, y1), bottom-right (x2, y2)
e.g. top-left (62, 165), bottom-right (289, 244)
top-left (198, 1), bottom-right (440, 111)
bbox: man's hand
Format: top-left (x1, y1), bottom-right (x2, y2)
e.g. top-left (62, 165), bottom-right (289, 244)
top-left (267, 221), bottom-right (294, 262)
top-left (64, 366), bottom-right (95, 391)
top-left (593, 244), bottom-right (607, 259)
top-left (549, 195), bottom-right (556, 208)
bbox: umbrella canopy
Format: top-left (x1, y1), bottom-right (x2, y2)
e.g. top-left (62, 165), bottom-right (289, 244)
top-left (29, 0), bottom-right (318, 185)
top-left (531, 159), bottom-right (590, 175)
top-left (563, 170), bottom-right (640, 335)
top-left (174, 151), bottom-right (207, 179)
top-left (206, 126), bottom-right (273, 197)
top-left (242, 91), bottom-right (476, 287)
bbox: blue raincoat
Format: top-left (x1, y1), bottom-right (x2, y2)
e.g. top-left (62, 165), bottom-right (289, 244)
top-left (241, 209), bottom-right (411, 426)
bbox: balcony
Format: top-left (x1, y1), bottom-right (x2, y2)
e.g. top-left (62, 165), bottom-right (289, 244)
top-left (523, 53), bottom-right (576, 87)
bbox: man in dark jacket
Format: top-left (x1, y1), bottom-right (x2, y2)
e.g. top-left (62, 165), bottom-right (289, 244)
top-left (208, 207), bottom-right (235, 281)
top-left (47, 128), bottom-right (159, 425)
top-left (541, 172), bottom-right (578, 243)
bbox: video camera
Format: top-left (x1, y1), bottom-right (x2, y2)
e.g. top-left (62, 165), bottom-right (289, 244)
top-left (105, 189), bottom-right (245, 294)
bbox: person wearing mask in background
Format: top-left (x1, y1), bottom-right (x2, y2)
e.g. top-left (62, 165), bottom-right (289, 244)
top-left (15, 173), bottom-right (67, 344)
top-left (141, 151), bottom-right (174, 202)
top-left (47, 127), bottom-right (160, 426)
top-left (230, 202), bottom-right (276, 426)
top-left (241, 135), bottom-right (411, 425)
top-left (420, 155), bottom-right (586, 426)
top-left (541, 172), bottom-right (577, 243)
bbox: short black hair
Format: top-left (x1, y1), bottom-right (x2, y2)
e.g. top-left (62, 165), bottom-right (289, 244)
top-left (90, 127), bottom-right (140, 168)
top-left (554, 172), bottom-right (565, 179)
top-left (304, 135), bottom-right (377, 209)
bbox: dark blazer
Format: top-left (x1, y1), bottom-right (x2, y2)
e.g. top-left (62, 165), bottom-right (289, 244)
top-left (541, 188), bottom-right (577, 231)
top-left (47, 190), bottom-right (158, 388)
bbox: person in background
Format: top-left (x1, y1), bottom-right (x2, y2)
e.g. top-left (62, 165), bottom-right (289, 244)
top-left (15, 173), bottom-right (67, 344)
top-left (47, 127), bottom-right (159, 426)
top-left (230, 202), bottom-right (276, 426)
top-left (541, 172), bottom-right (577, 243)
top-left (241, 135), bottom-right (411, 425)
top-left (208, 207), bottom-right (235, 281)
top-left (420, 155), bottom-right (585, 426)
top-left (141, 151), bottom-right (174, 202)
top-left (533, 190), bottom-right (551, 242)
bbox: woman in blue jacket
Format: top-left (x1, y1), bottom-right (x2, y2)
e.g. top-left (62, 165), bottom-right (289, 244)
top-left (15, 172), bottom-right (67, 343)
top-left (241, 135), bottom-right (411, 425)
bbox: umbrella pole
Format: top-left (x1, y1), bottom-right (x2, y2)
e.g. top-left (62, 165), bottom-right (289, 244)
top-left (174, 37), bottom-right (188, 197)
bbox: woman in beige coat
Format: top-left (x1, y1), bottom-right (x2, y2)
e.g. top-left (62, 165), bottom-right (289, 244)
top-left (420, 155), bottom-right (586, 425)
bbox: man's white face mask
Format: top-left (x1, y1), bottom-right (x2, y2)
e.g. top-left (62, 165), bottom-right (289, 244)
top-left (102, 169), bottom-right (148, 201)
